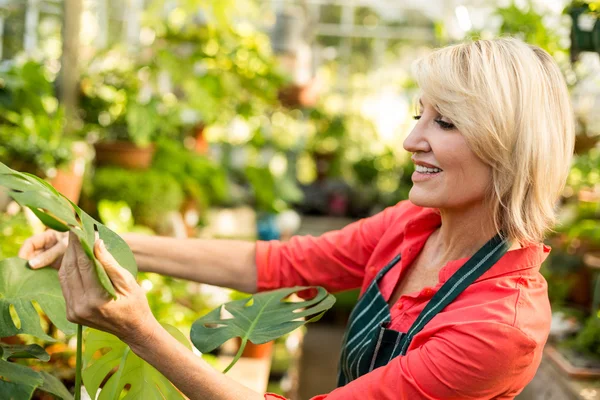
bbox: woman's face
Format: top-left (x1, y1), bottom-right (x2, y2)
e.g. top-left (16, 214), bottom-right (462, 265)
top-left (403, 97), bottom-right (492, 210)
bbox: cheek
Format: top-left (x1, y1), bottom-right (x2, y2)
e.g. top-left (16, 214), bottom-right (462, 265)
top-left (441, 144), bottom-right (492, 200)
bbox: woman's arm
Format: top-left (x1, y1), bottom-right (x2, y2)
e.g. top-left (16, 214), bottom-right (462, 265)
top-left (128, 321), bottom-right (263, 400)
top-left (21, 231), bottom-right (259, 294)
top-left (59, 233), bottom-right (264, 400)
top-left (123, 234), bottom-right (258, 293)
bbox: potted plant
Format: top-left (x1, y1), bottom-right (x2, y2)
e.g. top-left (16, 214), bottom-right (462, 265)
top-left (0, 59), bottom-right (86, 203)
top-left (79, 53), bottom-right (183, 170)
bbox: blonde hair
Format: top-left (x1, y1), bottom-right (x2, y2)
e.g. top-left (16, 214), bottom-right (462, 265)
top-left (412, 38), bottom-right (575, 244)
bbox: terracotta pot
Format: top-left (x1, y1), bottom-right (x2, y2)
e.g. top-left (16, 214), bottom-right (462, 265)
top-left (94, 141), bottom-right (155, 169)
top-left (278, 78), bottom-right (320, 108)
top-left (235, 338), bottom-right (274, 359)
top-left (49, 142), bottom-right (88, 204)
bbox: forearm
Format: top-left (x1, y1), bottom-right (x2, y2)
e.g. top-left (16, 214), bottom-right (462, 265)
top-left (123, 234), bottom-right (258, 293)
top-left (127, 322), bottom-right (264, 400)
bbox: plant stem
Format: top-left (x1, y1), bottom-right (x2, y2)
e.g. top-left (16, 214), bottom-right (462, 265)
top-left (75, 324), bottom-right (82, 400)
top-left (223, 338), bottom-right (246, 373)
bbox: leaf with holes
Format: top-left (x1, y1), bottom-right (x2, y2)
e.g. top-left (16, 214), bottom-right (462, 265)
top-left (0, 257), bottom-right (75, 340)
top-left (0, 161), bottom-right (138, 297)
top-left (0, 349), bottom-right (73, 400)
top-left (191, 286), bottom-right (335, 372)
top-left (83, 325), bottom-right (191, 400)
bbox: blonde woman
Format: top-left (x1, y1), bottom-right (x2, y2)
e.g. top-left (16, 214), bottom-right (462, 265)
top-left (21, 38), bottom-right (574, 399)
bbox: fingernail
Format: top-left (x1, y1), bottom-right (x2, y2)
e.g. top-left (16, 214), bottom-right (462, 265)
top-left (28, 258), bottom-right (39, 268)
top-left (99, 240), bottom-right (106, 251)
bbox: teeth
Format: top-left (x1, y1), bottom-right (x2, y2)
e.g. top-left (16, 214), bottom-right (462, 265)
top-left (415, 165), bottom-right (442, 174)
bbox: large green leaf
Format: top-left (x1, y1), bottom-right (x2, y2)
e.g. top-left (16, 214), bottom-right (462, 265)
top-left (0, 379), bottom-right (37, 400)
top-left (190, 286), bottom-right (335, 371)
top-left (0, 343), bottom-right (50, 361)
top-left (0, 161), bottom-right (138, 297)
top-left (0, 350), bottom-right (73, 400)
top-left (0, 358), bottom-right (43, 387)
top-left (83, 325), bottom-right (190, 400)
top-left (0, 257), bottom-right (75, 340)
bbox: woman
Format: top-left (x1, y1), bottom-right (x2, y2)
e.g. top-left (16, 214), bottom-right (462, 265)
top-left (20, 38), bottom-right (574, 399)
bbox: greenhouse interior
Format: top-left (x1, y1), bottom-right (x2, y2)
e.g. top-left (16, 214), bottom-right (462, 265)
top-left (1, 0), bottom-right (600, 399)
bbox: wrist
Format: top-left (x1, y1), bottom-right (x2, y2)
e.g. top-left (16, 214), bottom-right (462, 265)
top-left (121, 316), bottom-right (162, 355)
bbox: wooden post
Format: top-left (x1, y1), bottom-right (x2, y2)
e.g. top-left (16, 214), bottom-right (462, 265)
top-left (60, 0), bottom-right (82, 134)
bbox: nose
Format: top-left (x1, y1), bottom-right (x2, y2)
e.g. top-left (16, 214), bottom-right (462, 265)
top-left (403, 121), bottom-right (431, 154)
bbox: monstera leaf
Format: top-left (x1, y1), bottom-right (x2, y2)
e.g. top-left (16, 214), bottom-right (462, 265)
top-left (0, 257), bottom-right (75, 340)
top-left (191, 286), bottom-right (336, 372)
top-left (82, 325), bottom-right (191, 400)
top-left (0, 346), bottom-right (73, 400)
top-left (0, 161), bottom-right (137, 297)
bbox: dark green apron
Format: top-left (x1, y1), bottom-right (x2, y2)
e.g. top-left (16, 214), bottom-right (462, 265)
top-left (337, 233), bottom-right (510, 387)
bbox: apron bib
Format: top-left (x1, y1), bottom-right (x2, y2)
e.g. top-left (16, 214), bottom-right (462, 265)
top-left (337, 233), bottom-right (510, 387)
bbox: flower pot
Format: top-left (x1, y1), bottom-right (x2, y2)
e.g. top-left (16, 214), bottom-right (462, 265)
top-left (234, 338), bottom-right (274, 359)
top-left (546, 343), bottom-right (600, 379)
top-left (278, 78), bottom-right (320, 108)
top-left (94, 141), bottom-right (156, 170)
top-left (49, 142), bottom-right (88, 204)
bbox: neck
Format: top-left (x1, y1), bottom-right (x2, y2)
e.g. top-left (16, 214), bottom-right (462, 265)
top-left (431, 201), bottom-right (506, 264)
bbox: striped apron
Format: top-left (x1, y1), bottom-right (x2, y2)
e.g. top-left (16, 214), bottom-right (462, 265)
top-left (337, 233), bottom-right (510, 387)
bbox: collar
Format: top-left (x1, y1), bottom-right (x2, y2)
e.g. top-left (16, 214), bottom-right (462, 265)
top-left (400, 205), bottom-right (550, 284)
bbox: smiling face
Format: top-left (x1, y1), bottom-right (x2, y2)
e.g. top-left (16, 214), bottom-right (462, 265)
top-left (403, 97), bottom-right (492, 210)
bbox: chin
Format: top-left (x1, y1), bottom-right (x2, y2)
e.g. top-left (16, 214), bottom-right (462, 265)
top-left (408, 187), bottom-right (442, 209)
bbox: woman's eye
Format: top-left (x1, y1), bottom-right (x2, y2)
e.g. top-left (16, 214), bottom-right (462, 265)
top-left (412, 115), bottom-right (422, 120)
top-left (434, 119), bottom-right (455, 130)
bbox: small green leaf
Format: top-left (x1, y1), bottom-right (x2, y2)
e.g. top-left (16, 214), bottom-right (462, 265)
top-left (0, 257), bottom-right (75, 339)
top-left (190, 287), bottom-right (335, 371)
top-left (83, 325), bottom-right (190, 400)
top-left (29, 208), bottom-right (70, 232)
top-left (38, 371), bottom-right (74, 400)
top-left (0, 343), bottom-right (50, 361)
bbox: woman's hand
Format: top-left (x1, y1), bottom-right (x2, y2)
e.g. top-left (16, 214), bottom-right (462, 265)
top-left (59, 231), bottom-right (158, 347)
top-left (19, 230), bottom-right (68, 270)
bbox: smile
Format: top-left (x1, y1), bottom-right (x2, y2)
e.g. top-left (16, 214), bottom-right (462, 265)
top-left (414, 165), bottom-right (442, 174)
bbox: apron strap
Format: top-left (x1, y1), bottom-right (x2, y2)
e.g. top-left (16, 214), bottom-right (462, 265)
top-left (399, 233), bottom-right (510, 355)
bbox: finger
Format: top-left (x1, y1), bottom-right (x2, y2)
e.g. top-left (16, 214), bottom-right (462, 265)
top-left (70, 232), bottom-right (99, 293)
top-left (19, 231), bottom-right (58, 260)
top-left (94, 239), bottom-right (136, 292)
top-left (58, 268), bottom-right (75, 323)
top-left (28, 240), bottom-right (68, 269)
top-left (60, 232), bottom-right (84, 293)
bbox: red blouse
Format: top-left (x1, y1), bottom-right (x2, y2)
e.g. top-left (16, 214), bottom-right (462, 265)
top-left (256, 201), bottom-right (551, 399)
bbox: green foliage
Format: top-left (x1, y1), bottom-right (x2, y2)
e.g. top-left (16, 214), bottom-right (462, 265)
top-left (0, 258), bottom-right (74, 399)
top-left (152, 139), bottom-right (230, 208)
top-left (0, 211), bottom-right (33, 259)
top-left (243, 166), bottom-right (303, 213)
top-left (92, 167), bottom-right (185, 227)
top-left (0, 257), bottom-right (75, 340)
top-left (0, 161), bottom-right (138, 297)
top-left (566, 314), bottom-right (600, 356)
top-left (0, 343), bottom-right (50, 361)
top-left (191, 287), bottom-right (335, 372)
top-left (0, 60), bottom-right (72, 173)
top-left (142, 0), bottom-right (287, 126)
top-left (82, 325), bottom-right (191, 400)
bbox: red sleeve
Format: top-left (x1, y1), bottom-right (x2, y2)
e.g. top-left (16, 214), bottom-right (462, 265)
top-left (255, 202), bottom-right (412, 293)
top-left (275, 322), bottom-right (537, 400)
